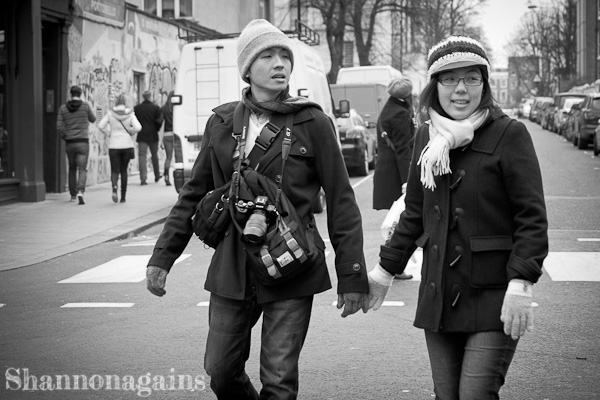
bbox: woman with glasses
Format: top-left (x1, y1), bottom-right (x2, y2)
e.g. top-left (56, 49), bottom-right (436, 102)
top-left (367, 36), bottom-right (548, 399)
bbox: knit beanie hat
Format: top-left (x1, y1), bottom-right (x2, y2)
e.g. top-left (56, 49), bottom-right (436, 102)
top-left (426, 36), bottom-right (490, 82)
top-left (387, 77), bottom-right (412, 99)
top-left (237, 19), bottom-right (294, 84)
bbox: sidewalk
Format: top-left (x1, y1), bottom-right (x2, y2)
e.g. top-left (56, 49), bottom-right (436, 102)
top-left (0, 175), bottom-right (179, 272)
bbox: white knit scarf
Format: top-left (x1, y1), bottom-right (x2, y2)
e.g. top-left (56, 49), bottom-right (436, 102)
top-left (417, 108), bottom-right (489, 190)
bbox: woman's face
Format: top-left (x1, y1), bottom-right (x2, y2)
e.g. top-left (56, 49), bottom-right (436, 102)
top-left (247, 47), bottom-right (292, 102)
top-left (436, 66), bottom-right (484, 120)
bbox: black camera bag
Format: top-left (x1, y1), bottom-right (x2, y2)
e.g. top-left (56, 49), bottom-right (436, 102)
top-left (191, 181), bottom-right (232, 249)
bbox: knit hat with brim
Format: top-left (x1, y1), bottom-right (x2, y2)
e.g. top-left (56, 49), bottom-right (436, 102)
top-left (238, 19), bottom-right (294, 84)
top-left (426, 36), bottom-right (490, 82)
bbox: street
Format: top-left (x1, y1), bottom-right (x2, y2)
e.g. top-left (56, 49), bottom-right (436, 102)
top-left (1, 118), bottom-right (599, 399)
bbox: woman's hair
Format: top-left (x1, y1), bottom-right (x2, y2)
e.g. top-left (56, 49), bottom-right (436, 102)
top-left (115, 94), bottom-right (128, 107)
top-left (417, 66), bottom-right (495, 121)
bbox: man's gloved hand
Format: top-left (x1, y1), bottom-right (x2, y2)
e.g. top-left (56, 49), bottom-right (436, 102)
top-left (367, 264), bottom-right (394, 311)
top-left (337, 292), bottom-right (369, 318)
top-left (500, 279), bottom-right (533, 340)
top-left (146, 266), bottom-right (168, 297)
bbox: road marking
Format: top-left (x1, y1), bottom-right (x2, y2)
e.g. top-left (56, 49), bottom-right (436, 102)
top-left (351, 174), bottom-right (373, 189)
top-left (197, 301), bottom-right (209, 307)
top-left (331, 300), bottom-right (405, 307)
top-left (57, 254), bottom-right (191, 283)
top-left (121, 240), bottom-right (157, 247)
top-left (61, 303), bottom-right (134, 308)
top-left (578, 238), bottom-right (600, 242)
top-left (543, 252), bottom-right (600, 281)
top-left (0, 304), bottom-right (5, 308)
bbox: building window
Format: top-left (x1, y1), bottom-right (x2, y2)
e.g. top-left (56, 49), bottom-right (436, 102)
top-left (180, 0), bottom-right (193, 17)
top-left (144, 0), bottom-right (158, 15)
top-left (162, 0), bottom-right (175, 19)
top-left (501, 79), bottom-right (507, 88)
top-left (343, 41), bottom-right (354, 67)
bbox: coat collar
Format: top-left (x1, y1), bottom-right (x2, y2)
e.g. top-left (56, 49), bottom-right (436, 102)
top-left (470, 107), bottom-right (513, 154)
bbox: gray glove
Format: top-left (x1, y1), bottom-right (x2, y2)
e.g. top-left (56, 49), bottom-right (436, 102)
top-left (367, 264), bottom-right (394, 310)
top-left (146, 265), bottom-right (168, 297)
top-left (500, 279), bottom-right (533, 340)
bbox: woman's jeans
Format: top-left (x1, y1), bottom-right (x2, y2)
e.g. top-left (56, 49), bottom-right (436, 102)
top-left (204, 292), bottom-right (313, 400)
top-left (65, 142), bottom-right (89, 196)
top-left (108, 148), bottom-right (133, 194)
top-left (424, 330), bottom-right (518, 400)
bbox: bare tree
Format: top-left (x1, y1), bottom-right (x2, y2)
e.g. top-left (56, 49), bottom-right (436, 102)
top-left (307, 0), bottom-right (352, 83)
top-left (507, 0), bottom-right (577, 96)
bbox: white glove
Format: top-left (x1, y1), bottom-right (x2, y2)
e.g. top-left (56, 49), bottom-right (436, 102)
top-left (367, 264), bottom-right (394, 310)
top-left (500, 279), bottom-right (533, 340)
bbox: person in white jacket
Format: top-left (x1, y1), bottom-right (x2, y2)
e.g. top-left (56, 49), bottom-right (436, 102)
top-left (98, 94), bottom-right (142, 203)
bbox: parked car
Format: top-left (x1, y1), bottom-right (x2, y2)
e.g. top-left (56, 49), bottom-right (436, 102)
top-left (594, 123), bottom-right (600, 156)
top-left (553, 93), bottom-right (586, 136)
top-left (529, 97), bottom-right (553, 123)
top-left (518, 98), bottom-right (535, 119)
top-left (338, 108), bottom-right (377, 176)
top-left (563, 92), bottom-right (600, 149)
top-left (540, 101), bottom-right (556, 131)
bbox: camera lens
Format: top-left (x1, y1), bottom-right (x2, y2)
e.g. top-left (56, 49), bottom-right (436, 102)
top-left (243, 210), bottom-right (268, 245)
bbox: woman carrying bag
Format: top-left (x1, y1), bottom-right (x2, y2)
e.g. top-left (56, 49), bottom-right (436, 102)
top-left (98, 94), bottom-right (142, 203)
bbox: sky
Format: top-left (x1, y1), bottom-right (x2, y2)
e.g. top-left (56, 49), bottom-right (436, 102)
top-left (479, 0), bottom-right (531, 68)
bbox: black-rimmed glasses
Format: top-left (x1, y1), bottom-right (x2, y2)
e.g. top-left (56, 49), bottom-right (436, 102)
top-left (438, 76), bottom-right (483, 86)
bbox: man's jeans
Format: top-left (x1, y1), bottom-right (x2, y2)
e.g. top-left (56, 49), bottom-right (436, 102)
top-left (425, 330), bottom-right (518, 400)
top-left (138, 141), bottom-right (159, 182)
top-left (65, 142), bottom-right (89, 196)
top-left (204, 293), bottom-right (313, 400)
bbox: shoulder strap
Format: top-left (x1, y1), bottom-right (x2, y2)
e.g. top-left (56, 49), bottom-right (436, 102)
top-left (247, 113), bottom-right (287, 168)
top-left (118, 119), bottom-right (130, 135)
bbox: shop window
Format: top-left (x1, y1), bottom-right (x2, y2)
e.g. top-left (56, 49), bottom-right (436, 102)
top-left (162, 0), bottom-right (175, 19)
top-left (180, 0), bottom-right (193, 17)
top-left (144, 0), bottom-right (158, 15)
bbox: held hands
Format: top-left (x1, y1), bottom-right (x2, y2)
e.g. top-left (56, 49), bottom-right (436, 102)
top-left (367, 264), bottom-right (395, 311)
top-left (337, 292), bottom-right (369, 318)
top-left (146, 266), bottom-right (168, 297)
top-left (500, 279), bottom-right (533, 340)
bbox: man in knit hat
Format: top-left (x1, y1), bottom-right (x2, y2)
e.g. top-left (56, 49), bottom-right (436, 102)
top-left (372, 77), bottom-right (415, 280)
top-left (146, 19), bottom-right (368, 399)
top-left (56, 85), bottom-right (96, 204)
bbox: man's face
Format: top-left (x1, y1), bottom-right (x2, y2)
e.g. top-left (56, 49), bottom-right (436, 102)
top-left (247, 47), bottom-right (292, 102)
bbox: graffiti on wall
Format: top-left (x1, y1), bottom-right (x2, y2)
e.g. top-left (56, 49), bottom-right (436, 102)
top-left (67, 10), bottom-right (182, 187)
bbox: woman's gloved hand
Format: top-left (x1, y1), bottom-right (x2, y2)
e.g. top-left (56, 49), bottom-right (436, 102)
top-left (500, 279), bottom-right (533, 340)
top-left (367, 264), bottom-right (395, 310)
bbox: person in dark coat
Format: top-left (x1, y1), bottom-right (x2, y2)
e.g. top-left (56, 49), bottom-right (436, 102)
top-left (134, 90), bottom-right (163, 185)
top-left (367, 36), bottom-right (549, 399)
top-left (146, 19), bottom-right (368, 399)
top-left (373, 77), bottom-right (414, 210)
top-left (56, 85), bottom-right (96, 204)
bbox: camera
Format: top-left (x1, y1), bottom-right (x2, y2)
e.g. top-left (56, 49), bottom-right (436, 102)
top-left (243, 196), bottom-right (275, 245)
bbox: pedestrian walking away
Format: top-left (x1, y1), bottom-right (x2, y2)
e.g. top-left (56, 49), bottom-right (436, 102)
top-left (367, 36), bottom-right (549, 399)
top-left (98, 94), bottom-right (142, 203)
top-left (161, 90), bottom-right (174, 186)
top-left (134, 90), bottom-right (163, 185)
top-left (56, 85), bottom-right (96, 204)
top-left (373, 76), bottom-right (415, 280)
top-left (146, 19), bottom-right (368, 400)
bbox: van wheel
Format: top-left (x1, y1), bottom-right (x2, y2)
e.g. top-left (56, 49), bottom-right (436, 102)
top-left (356, 149), bottom-right (369, 176)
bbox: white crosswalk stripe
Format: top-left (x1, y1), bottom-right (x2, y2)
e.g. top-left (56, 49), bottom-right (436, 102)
top-left (542, 252), bottom-right (600, 281)
top-left (61, 303), bottom-right (135, 308)
top-left (57, 254), bottom-right (191, 283)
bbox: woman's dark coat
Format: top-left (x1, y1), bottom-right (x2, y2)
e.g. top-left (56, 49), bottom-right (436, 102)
top-left (373, 96), bottom-right (414, 210)
top-left (379, 108), bottom-right (548, 332)
top-left (149, 101), bottom-right (368, 303)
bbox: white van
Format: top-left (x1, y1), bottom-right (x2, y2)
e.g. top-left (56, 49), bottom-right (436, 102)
top-left (171, 33), bottom-right (339, 195)
top-left (336, 65), bottom-right (402, 86)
